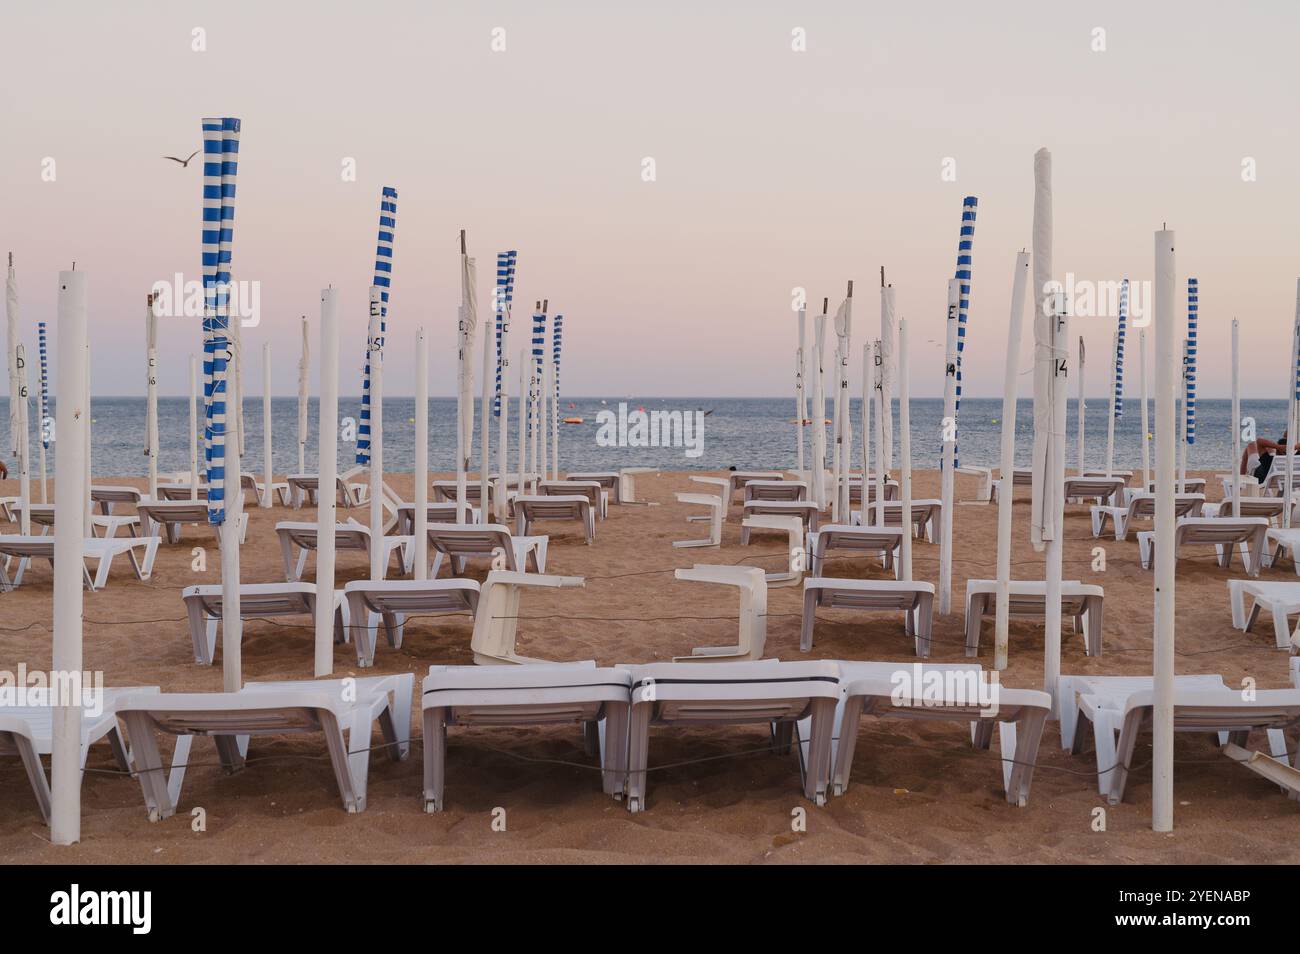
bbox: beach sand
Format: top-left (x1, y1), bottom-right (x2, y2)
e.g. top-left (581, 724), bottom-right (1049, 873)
top-left (2, 469), bottom-right (1296, 864)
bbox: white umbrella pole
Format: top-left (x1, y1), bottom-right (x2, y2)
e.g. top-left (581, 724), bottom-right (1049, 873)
top-left (939, 278), bottom-right (960, 615)
top-left (1031, 147), bottom-right (1067, 717)
top-left (189, 355), bottom-right (199, 499)
top-left (315, 288), bottom-right (340, 676)
top-left (83, 340), bottom-right (92, 531)
top-left (1140, 330), bottom-right (1151, 489)
top-left (146, 294), bottom-right (159, 502)
top-left (1152, 227), bottom-right (1178, 832)
top-left (51, 269), bottom-right (88, 846)
top-left (6, 254), bottom-right (19, 460)
top-left (994, 251), bottom-right (1031, 670)
top-left (1231, 319), bottom-right (1241, 518)
top-left (861, 343), bottom-right (872, 488)
top-left (261, 342), bottom-right (273, 508)
top-left (1287, 287), bottom-right (1299, 530)
top-left (898, 317), bottom-right (913, 582)
top-left (220, 345), bottom-right (243, 693)
top-left (830, 324), bottom-right (843, 524)
top-left (836, 282), bottom-right (853, 521)
top-left (456, 238), bottom-right (474, 523)
top-left (873, 339), bottom-right (886, 528)
top-left (1076, 337), bottom-right (1086, 473)
top-left (880, 280), bottom-right (896, 477)
top-left (232, 307), bottom-right (245, 458)
top-left (414, 326), bottom-right (429, 580)
top-left (16, 344), bottom-right (30, 536)
top-left (496, 304), bottom-right (512, 520)
top-left (548, 357), bottom-right (558, 480)
top-left (811, 304), bottom-right (828, 509)
top-left (1105, 332), bottom-right (1117, 478)
top-left (479, 297), bottom-right (494, 517)
top-left (298, 316), bottom-right (309, 476)
top-left (795, 305), bottom-right (806, 472)
top-left (367, 291), bottom-right (385, 580)
top-left (517, 347), bottom-right (527, 495)
top-left (1179, 340), bottom-right (1188, 492)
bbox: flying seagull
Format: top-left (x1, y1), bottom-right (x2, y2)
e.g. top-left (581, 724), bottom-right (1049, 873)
top-left (163, 150), bottom-right (200, 167)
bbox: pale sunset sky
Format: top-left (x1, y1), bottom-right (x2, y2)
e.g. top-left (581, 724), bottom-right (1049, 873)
top-left (1, 0), bottom-right (1297, 397)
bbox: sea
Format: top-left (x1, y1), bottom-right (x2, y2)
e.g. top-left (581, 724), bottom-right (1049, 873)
top-left (0, 396), bottom-right (1283, 479)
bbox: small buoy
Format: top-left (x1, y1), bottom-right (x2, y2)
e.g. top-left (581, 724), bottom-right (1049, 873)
top-left (408, 417), bottom-right (415, 423)
top-left (991, 418), bottom-right (998, 424)
top-left (563, 417), bottom-right (583, 424)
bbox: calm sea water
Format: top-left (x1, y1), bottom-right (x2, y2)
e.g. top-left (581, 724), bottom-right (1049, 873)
top-left (0, 396), bottom-right (1284, 478)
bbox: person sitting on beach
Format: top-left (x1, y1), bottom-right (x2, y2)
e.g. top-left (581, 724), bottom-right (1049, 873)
top-left (0, 458), bottom-right (6, 479)
top-left (1241, 431), bottom-right (1300, 482)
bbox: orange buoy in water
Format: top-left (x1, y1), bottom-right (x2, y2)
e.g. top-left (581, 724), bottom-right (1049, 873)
top-left (563, 417), bottom-right (583, 424)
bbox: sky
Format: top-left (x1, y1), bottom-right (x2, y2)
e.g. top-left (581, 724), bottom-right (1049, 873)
top-left (1, 0), bottom-right (1298, 398)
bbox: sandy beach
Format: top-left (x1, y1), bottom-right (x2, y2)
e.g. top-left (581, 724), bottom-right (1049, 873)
top-left (2, 468), bottom-right (1296, 865)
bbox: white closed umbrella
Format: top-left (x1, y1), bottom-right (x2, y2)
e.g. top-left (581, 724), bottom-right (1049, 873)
top-left (455, 231), bottom-right (478, 523)
top-left (297, 316), bottom-right (309, 475)
top-left (1029, 147), bottom-right (1069, 716)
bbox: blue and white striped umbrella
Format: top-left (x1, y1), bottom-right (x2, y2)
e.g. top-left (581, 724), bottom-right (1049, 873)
top-left (952, 195), bottom-right (977, 467)
top-left (37, 320), bottom-right (49, 450)
top-left (1114, 279), bottom-right (1128, 419)
top-left (531, 303), bottom-right (546, 434)
top-left (552, 313), bottom-right (563, 400)
top-left (356, 187), bottom-right (398, 465)
top-left (493, 250), bottom-right (517, 417)
top-left (1186, 277), bottom-right (1198, 444)
top-left (200, 117), bottom-right (240, 524)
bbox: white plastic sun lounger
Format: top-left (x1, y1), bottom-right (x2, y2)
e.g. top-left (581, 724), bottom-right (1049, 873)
top-left (1263, 528), bottom-right (1300, 575)
top-left (850, 499), bottom-right (942, 542)
top-left (156, 482), bottom-right (209, 501)
top-left (1060, 674), bottom-right (1300, 803)
top-left (117, 673), bottom-right (414, 819)
top-left (806, 524), bottom-right (904, 577)
top-left (1203, 497), bottom-right (1289, 524)
top-left (801, 577), bottom-right (936, 656)
top-left (539, 480), bottom-right (608, 519)
top-left (469, 570), bottom-right (586, 664)
top-left (0, 534), bottom-right (160, 591)
top-left (1062, 475), bottom-right (1126, 506)
top-left (90, 484), bottom-right (149, 514)
top-left (829, 661), bottom-right (1051, 806)
top-left (137, 499), bottom-right (249, 545)
top-left (344, 578), bottom-right (479, 666)
top-left (395, 501), bottom-right (480, 534)
top-left (241, 471), bottom-right (291, 507)
top-left (672, 565), bottom-right (768, 661)
top-left (1228, 579), bottom-right (1300, 650)
top-left (989, 468), bottom-right (1034, 503)
top-left (740, 515), bottom-right (805, 586)
top-left (1218, 473), bottom-right (1263, 499)
top-left (565, 471), bottom-right (623, 504)
top-left (728, 471), bottom-right (786, 503)
top-left (181, 582), bottom-right (349, 666)
top-left (744, 479), bottom-right (808, 503)
top-left (287, 466), bottom-right (370, 509)
top-left (1081, 468), bottom-right (1135, 485)
top-left (424, 523), bottom-right (547, 578)
top-left (1136, 517), bottom-right (1269, 576)
top-left (673, 492), bottom-right (725, 547)
top-left (275, 520), bottom-right (411, 581)
top-left (740, 500), bottom-right (821, 543)
top-left (0, 686), bottom-right (159, 823)
top-left (16, 503), bottom-right (140, 540)
top-left (964, 579), bottom-right (1104, 658)
top-left (1125, 477), bottom-right (1207, 503)
top-left (619, 660), bottom-right (841, 812)
top-left (514, 494), bottom-right (595, 544)
top-left (847, 479), bottom-right (899, 506)
top-left (1090, 492), bottom-right (1204, 540)
top-left (422, 663), bottom-right (632, 811)
top-left (431, 479), bottom-right (493, 508)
